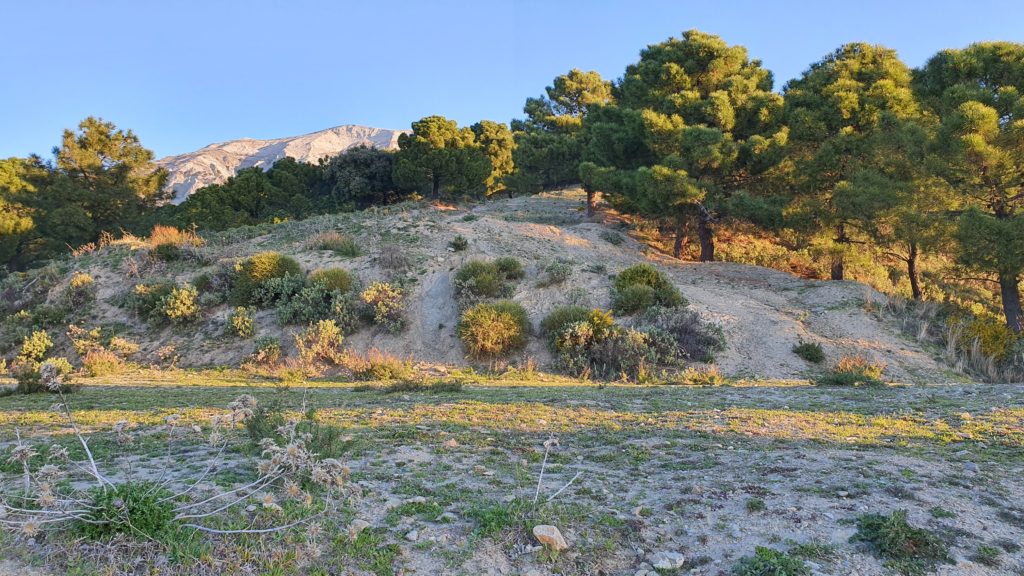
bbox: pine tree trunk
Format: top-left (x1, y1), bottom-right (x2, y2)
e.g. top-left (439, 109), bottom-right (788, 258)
top-left (672, 220), bottom-right (687, 259)
top-left (586, 189), bottom-right (594, 217)
top-left (697, 216), bottom-right (714, 262)
top-left (908, 242), bottom-right (922, 301)
top-left (999, 271), bottom-right (1023, 334)
top-left (431, 174), bottom-right (440, 198)
top-left (831, 224), bottom-right (847, 281)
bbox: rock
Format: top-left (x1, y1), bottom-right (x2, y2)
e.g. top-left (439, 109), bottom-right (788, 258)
top-left (532, 525), bottom-right (568, 551)
top-left (436, 511), bottom-right (458, 523)
top-left (837, 490), bottom-right (849, 498)
top-left (648, 551), bottom-right (686, 570)
top-left (444, 438), bottom-right (459, 448)
top-left (405, 496), bottom-right (427, 504)
top-left (964, 462), bottom-right (979, 474)
top-left (405, 529), bottom-right (419, 541)
top-left (348, 519), bottom-right (370, 539)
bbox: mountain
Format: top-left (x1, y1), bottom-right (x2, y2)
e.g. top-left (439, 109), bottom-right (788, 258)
top-left (154, 125), bottom-right (406, 203)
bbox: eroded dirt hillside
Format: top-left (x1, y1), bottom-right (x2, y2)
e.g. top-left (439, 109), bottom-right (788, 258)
top-left (64, 189), bottom-right (960, 383)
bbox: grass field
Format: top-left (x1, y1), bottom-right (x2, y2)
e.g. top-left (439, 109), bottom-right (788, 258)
top-left (1, 371), bottom-right (1023, 575)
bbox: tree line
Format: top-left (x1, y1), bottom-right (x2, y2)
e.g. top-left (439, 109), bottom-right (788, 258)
top-left (0, 30), bottom-right (1022, 334)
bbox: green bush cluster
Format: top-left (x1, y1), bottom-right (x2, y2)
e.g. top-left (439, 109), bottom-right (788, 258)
top-left (449, 235), bottom-right (469, 251)
top-left (309, 268), bottom-right (356, 293)
top-left (277, 281), bottom-right (358, 330)
top-left (230, 252), bottom-right (303, 305)
top-left (732, 547), bottom-right (811, 576)
top-left (551, 310), bottom-right (659, 379)
top-left (454, 258), bottom-right (523, 301)
top-left (158, 284), bottom-right (201, 325)
top-left (611, 264), bottom-right (684, 314)
top-left (311, 231), bottom-right (361, 257)
top-left (852, 510), bottom-right (951, 575)
top-left (360, 281), bottom-right (405, 333)
top-left (65, 272), bottom-right (96, 306)
top-left (251, 273), bottom-right (307, 307)
top-left (638, 306), bottom-right (726, 363)
top-left (793, 341), bottom-right (825, 363)
top-left (151, 242), bottom-right (183, 262)
top-left (815, 355), bottom-right (886, 387)
top-left (75, 481), bottom-right (176, 540)
top-left (126, 282), bottom-right (174, 320)
top-left (458, 300), bottom-right (530, 358)
top-left (539, 305), bottom-right (591, 342)
top-left (294, 319), bottom-right (346, 369)
top-left (246, 336), bottom-right (282, 368)
top-left (226, 306), bottom-right (256, 338)
top-left (537, 259), bottom-right (572, 287)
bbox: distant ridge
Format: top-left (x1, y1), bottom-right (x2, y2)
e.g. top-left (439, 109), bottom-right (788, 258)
top-left (155, 124), bottom-right (406, 203)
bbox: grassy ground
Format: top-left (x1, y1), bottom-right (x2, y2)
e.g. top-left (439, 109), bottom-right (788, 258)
top-left (1, 370), bottom-right (1023, 575)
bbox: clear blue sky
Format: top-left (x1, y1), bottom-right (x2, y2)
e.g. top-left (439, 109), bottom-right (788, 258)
top-left (3, 0), bottom-right (1022, 159)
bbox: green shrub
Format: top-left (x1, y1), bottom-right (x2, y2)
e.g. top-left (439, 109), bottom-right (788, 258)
top-left (158, 284), bottom-right (201, 325)
top-left (66, 272), bottom-right (96, 305)
top-left (611, 263), bottom-right (684, 314)
top-left (342, 348), bottom-right (413, 380)
top-left (16, 330), bottom-right (52, 364)
top-left (493, 256), bottom-right (525, 280)
top-left (600, 230), bottom-right (624, 245)
top-left (226, 307), bottom-right (256, 338)
top-left (309, 268), bottom-right (356, 293)
top-left (311, 231), bottom-right (360, 257)
top-left (82, 348), bottom-right (125, 377)
top-left (537, 260), bottom-right (572, 287)
top-left (246, 336), bottom-right (282, 368)
top-left (458, 300), bottom-right (530, 358)
top-left (638, 306), bottom-right (726, 363)
top-left (612, 284), bottom-right (658, 315)
top-left (127, 282), bottom-right (175, 319)
top-left (151, 242), bottom-right (182, 262)
top-left (295, 319), bottom-right (346, 369)
top-left (960, 314), bottom-right (1018, 360)
top-left (971, 544), bottom-right (1001, 567)
top-left (815, 355), bottom-right (886, 387)
top-left (732, 547), bottom-right (810, 576)
top-left (793, 341), bottom-right (825, 363)
top-left (277, 283), bottom-right (358, 330)
top-left (851, 510), bottom-right (951, 575)
top-left (231, 252), bottom-right (303, 305)
top-left (13, 357), bottom-right (74, 394)
top-left (454, 260), bottom-right (504, 299)
top-left (75, 481), bottom-right (176, 540)
top-left (454, 259), bottom-right (521, 301)
top-left (449, 235), bottom-right (469, 251)
top-left (360, 281), bottom-right (405, 333)
top-left (539, 306), bottom-right (591, 341)
top-left (251, 273), bottom-right (307, 308)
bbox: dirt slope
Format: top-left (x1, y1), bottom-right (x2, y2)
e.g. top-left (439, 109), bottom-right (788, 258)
top-left (66, 189), bottom-right (960, 383)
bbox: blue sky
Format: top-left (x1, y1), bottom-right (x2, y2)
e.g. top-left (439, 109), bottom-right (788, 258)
top-left (3, 0), bottom-right (1022, 159)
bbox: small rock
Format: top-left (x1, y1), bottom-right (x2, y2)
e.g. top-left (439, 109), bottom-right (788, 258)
top-left (837, 491), bottom-right (849, 498)
top-left (964, 462), bottom-right (979, 474)
top-left (348, 519), bottom-right (370, 539)
top-left (444, 438), bottom-right (459, 448)
top-left (436, 511), bottom-right (458, 522)
top-left (244, 505), bottom-right (257, 513)
top-left (648, 550), bottom-right (686, 570)
top-left (405, 529), bottom-right (419, 542)
top-left (405, 496), bottom-right (427, 504)
top-left (533, 525), bottom-right (568, 551)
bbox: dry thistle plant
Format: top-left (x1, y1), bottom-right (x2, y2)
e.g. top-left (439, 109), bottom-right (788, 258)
top-left (0, 367), bottom-right (350, 541)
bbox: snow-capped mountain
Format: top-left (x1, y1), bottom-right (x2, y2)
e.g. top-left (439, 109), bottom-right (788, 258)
top-left (155, 125), bottom-right (405, 203)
